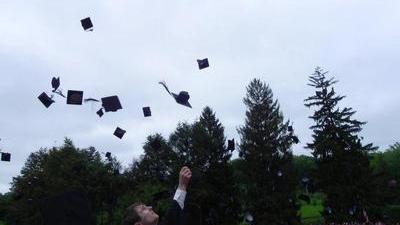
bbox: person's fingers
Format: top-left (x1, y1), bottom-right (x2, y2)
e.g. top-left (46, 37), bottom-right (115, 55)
top-left (183, 170), bottom-right (190, 177)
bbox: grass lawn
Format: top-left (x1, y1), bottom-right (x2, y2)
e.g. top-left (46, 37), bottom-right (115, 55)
top-left (298, 192), bottom-right (325, 224)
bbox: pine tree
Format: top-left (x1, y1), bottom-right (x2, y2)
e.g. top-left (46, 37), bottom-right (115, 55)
top-left (238, 79), bottom-right (299, 225)
top-left (304, 67), bottom-right (379, 222)
top-left (168, 107), bottom-right (240, 225)
top-left (192, 106), bottom-right (239, 225)
top-left (135, 134), bottom-right (176, 183)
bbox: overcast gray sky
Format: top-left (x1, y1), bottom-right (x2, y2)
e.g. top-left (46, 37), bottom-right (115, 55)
top-left (1, 0), bottom-right (399, 194)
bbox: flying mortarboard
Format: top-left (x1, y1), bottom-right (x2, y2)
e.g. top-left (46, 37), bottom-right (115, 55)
top-left (105, 152), bottom-right (111, 159)
top-left (51, 77), bottom-right (60, 91)
top-left (96, 109), bottom-right (104, 117)
top-left (67, 90), bottom-right (84, 105)
top-left (292, 136), bottom-right (299, 144)
top-left (288, 126), bottom-right (293, 132)
top-left (38, 92), bottom-right (55, 108)
top-left (197, 58), bottom-right (209, 70)
top-left (143, 107), bottom-right (151, 117)
top-left (159, 81), bottom-right (192, 108)
top-left (1, 152), bottom-right (11, 162)
top-left (228, 139), bottom-right (235, 151)
top-left (51, 77), bottom-right (66, 98)
top-left (113, 127), bottom-right (126, 139)
top-left (101, 96), bottom-right (122, 112)
top-left (81, 17), bottom-right (93, 31)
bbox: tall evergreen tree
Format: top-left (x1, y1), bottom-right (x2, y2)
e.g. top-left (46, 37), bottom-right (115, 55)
top-left (304, 67), bottom-right (379, 222)
top-left (192, 107), bottom-right (239, 225)
top-left (134, 134), bottom-right (176, 183)
top-left (168, 107), bottom-right (240, 225)
top-left (238, 79), bottom-right (299, 225)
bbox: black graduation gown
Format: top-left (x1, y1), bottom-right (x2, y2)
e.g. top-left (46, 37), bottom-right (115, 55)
top-left (160, 200), bottom-right (184, 225)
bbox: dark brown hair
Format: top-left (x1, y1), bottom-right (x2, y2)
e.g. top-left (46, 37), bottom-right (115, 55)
top-left (122, 202), bottom-right (143, 225)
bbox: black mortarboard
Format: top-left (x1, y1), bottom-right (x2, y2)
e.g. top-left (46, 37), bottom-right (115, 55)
top-left (292, 136), bottom-right (299, 144)
top-left (1, 152), bottom-right (11, 162)
top-left (288, 126), bottom-right (293, 132)
top-left (298, 194), bottom-right (311, 204)
top-left (67, 90), bottom-right (84, 105)
top-left (197, 58), bottom-right (209, 70)
top-left (51, 77), bottom-right (60, 91)
top-left (80, 17), bottom-right (93, 31)
top-left (105, 152), bottom-right (111, 158)
top-left (228, 139), bottom-right (235, 151)
top-left (41, 190), bottom-right (95, 225)
top-left (38, 92), bottom-right (55, 108)
top-left (159, 81), bottom-right (192, 108)
top-left (172, 92), bottom-right (192, 108)
top-left (113, 127), bottom-right (126, 139)
top-left (96, 109), bottom-right (104, 117)
top-left (143, 107), bottom-right (151, 117)
top-left (101, 96), bottom-right (122, 112)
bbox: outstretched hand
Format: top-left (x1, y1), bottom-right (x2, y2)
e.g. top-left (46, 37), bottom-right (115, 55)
top-left (178, 166), bottom-right (192, 191)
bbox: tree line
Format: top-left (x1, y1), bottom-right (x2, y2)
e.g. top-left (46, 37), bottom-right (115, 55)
top-left (0, 67), bottom-right (399, 225)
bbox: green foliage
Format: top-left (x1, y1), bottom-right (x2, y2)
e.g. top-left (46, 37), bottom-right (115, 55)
top-left (238, 79), bottom-right (299, 225)
top-left (304, 68), bottom-right (381, 223)
top-left (7, 138), bottom-right (124, 225)
top-left (168, 107), bottom-right (240, 225)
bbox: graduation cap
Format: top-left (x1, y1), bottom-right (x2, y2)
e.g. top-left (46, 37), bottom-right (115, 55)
top-left (298, 194), bottom-right (311, 204)
top-left (197, 58), bottom-right (209, 70)
top-left (113, 127), bottom-right (126, 139)
top-left (159, 81), bottom-right (192, 108)
top-left (80, 17), bottom-right (93, 31)
top-left (288, 126), bottom-right (293, 132)
top-left (101, 96), bottom-right (122, 112)
top-left (291, 136), bottom-right (299, 144)
top-left (228, 139), bottom-right (235, 151)
top-left (1, 152), bottom-right (11, 162)
top-left (67, 90), bottom-right (84, 105)
top-left (38, 92), bottom-right (55, 108)
top-left (51, 77), bottom-right (60, 91)
top-left (41, 190), bottom-right (96, 225)
top-left (143, 107), bottom-right (151, 117)
top-left (96, 109), bottom-right (104, 117)
top-left (105, 152), bottom-right (111, 159)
